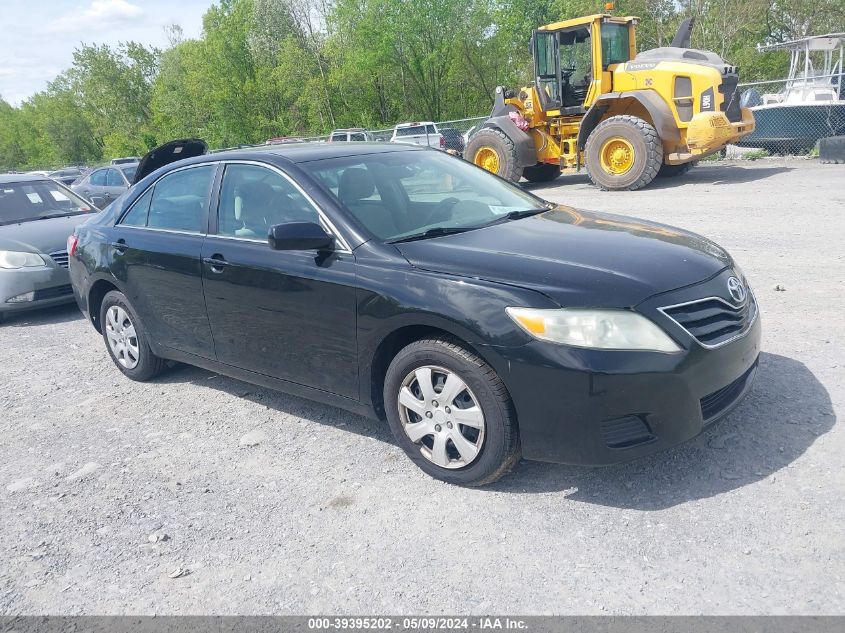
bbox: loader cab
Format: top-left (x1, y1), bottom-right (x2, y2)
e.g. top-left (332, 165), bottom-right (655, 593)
top-left (532, 15), bottom-right (637, 114)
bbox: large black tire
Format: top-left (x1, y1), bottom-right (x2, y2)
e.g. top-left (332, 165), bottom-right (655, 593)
top-left (585, 115), bottom-right (663, 191)
top-left (383, 338), bottom-right (520, 487)
top-left (100, 290), bottom-right (165, 382)
top-left (657, 161), bottom-right (698, 178)
top-left (464, 127), bottom-right (524, 183)
top-left (523, 163), bottom-right (561, 183)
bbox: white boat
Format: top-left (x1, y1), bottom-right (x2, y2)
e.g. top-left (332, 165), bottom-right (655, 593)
top-left (738, 33), bottom-right (845, 152)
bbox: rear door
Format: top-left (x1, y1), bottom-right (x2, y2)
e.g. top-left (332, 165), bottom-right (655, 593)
top-left (78, 168), bottom-right (108, 205)
top-left (200, 161), bottom-right (359, 398)
top-left (109, 163), bottom-right (218, 359)
top-left (103, 168), bottom-right (128, 203)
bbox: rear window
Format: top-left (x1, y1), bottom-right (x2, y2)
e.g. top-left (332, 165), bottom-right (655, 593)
top-left (395, 126), bottom-right (426, 137)
top-left (120, 166), bottom-right (214, 233)
top-left (0, 180), bottom-right (93, 225)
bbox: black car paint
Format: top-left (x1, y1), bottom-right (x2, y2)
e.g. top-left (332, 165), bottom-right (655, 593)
top-left (69, 144), bottom-right (760, 465)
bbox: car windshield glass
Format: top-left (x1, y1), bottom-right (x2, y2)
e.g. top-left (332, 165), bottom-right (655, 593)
top-left (121, 165), bottom-right (138, 183)
top-left (302, 150), bottom-right (549, 242)
top-left (0, 180), bottom-right (94, 225)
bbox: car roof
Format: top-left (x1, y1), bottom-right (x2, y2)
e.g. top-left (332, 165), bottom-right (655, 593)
top-left (207, 141), bottom-right (425, 165)
top-left (0, 173), bottom-right (54, 184)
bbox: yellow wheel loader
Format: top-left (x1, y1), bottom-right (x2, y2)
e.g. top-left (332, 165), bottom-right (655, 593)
top-left (465, 13), bottom-right (756, 190)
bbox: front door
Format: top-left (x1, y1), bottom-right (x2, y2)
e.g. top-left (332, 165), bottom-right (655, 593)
top-left (200, 162), bottom-right (359, 398)
top-left (109, 163), bottom-right (217, 359)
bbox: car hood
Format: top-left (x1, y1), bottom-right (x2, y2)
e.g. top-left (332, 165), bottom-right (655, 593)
top-left (0, 215), bottom-right (86, 255)
top-left (393, 207), bottom-right (732, 308)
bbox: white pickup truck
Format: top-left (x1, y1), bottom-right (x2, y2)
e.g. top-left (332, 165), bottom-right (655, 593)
top-left (390, 122), bottom-right (446, 150)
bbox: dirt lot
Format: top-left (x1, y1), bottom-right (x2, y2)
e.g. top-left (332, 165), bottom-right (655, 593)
top-left (1, 158), bottom-right (843, 615)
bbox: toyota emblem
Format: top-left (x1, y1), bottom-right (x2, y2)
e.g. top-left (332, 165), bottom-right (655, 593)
top-left (727, 277), bottom-right (746, 303)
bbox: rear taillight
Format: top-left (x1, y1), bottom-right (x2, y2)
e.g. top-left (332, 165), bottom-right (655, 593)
top-left (67, 234), bottom-right (79, 257)
top-left (439, 136), bottom-right (445, 149)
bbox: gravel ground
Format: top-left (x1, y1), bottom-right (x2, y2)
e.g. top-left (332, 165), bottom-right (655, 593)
top-left (1, 158), bottom-right (843, 615)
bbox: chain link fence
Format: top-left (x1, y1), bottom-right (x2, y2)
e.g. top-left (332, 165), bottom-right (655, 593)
top-left (731, 73), bottom-right (845, 155)
top-left (261, 79), bottom-right (845, 161)
top-left (72, 74), bottom-right (845, 171)
top-left (217, 116), bottom-right (489, 156)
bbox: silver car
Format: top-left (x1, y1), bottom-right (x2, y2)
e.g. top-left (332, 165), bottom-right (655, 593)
top-left (0, 174), bottom-right (95, 323)
top-left (71, 163), bottom-right (137, 208)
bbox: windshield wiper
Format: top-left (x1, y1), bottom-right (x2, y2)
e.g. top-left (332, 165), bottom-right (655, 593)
top-left (479, 207), bottom-right (549, 228)
top-left (36, 211), bottom-right (84, 220)
top-left (389, 226), bottom-right (475, 244)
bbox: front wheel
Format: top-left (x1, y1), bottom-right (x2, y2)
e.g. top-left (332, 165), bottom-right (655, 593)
top-left (585, 115), bottom-right (663, 191)
top-left (384, 338), bottom-right (520, 486)
top-left (464, 127), bottom-right (524, 183)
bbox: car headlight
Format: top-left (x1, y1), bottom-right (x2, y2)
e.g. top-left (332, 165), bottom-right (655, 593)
top-left (0, 251), bottom-right (48, 270)
top-left (506, 307), bottom-right (681, 352)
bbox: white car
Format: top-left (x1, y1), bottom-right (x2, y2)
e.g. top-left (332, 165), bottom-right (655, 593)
top-left (390, 122), bottom-right (445, 150)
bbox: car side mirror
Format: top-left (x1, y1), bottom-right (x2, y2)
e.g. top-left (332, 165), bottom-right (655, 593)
top-left (268, 222), bottom-right (334, 251)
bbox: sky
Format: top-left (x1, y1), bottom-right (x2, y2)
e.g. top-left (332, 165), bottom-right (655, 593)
top-left (0, 0), bottom-right (215, 106)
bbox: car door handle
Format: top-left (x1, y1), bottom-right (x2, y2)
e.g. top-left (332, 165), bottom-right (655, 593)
top-left (203, 255), bottom-right (230, 273)
top-left (111, 239), bottom-right (127, 253)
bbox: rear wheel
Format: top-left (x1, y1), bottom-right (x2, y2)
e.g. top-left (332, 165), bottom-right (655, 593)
top-left (100, 290), bottom-right (165, 381)
top-left (585, 115), bottom-right (663, 191)
top-left (523, 163), bottom-right (561, 183)
top-left (384, 338), bottom-right (520, 486)
top-left (464, 127), bottom-right (524, 183)
top-left (657, 161), bottom-right (698, 178)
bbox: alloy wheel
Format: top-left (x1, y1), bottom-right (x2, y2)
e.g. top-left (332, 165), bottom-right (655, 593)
top-left (397, 365), bottom-right (485, 469)
top-left (105, 305), bottom-right (140, 370)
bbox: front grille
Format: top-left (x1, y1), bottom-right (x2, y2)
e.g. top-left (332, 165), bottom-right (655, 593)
top-left (700, 362), bottom-right (757, 422)
top-left (50, 250), bottom-right (69, 269)
top-left (720, 74), bottom-right (742, 122)
top-left (601, 415), bottom-right (656, 449)
top-left (660, 293), bottom-right (757, 348)
top-left (33, 285), bottom-right (73, 301)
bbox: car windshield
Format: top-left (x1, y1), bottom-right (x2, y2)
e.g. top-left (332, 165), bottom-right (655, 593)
top-left (0, 180), bottom-right (94, 226)
top-left (303, 150), bottom-right (549, 242)
top-left (120, 165), bottom-right (138, 183)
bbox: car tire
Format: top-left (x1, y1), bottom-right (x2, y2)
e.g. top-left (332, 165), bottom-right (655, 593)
top-left (657, 161), bottom-right (697, 178)
top-left (100, 290), bottom-right (165, 382)
top-left (383, 338), bottom-right (520, 486)
top-left (585, 115), bottom-right (663, 191)
top-left (464, 127), bottom-right (524, 183)
top-left (523, 163), bottom-right (561, 183)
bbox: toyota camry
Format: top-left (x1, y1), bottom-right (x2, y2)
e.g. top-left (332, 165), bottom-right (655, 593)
top-left (68, 140), bottom-right (760, 486)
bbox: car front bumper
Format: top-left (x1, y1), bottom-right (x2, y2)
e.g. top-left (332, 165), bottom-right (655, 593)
top-left (0, 266), bottom-right (75, 315)
top-left (484, 279), bottom-right (762, 466)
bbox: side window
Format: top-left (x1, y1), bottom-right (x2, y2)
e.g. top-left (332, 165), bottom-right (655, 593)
top-left (217, 164), bottom-right (319, 239)
top-left (120, 187), bottom-right (154, 227)
top-left (146, 165), bottom-right (215, 233)
top-left (350, 133), bottom-right (366, 141)
top-left (426, 125), bottom-right (437, 134)
top-left (105, 169), bottom-right (124, 187)
top-left (331, 133), bottom-right (346, 142)
top-left (89, 169), bottom-right (107, 186)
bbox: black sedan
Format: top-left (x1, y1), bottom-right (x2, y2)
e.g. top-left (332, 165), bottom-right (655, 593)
top-left (68, 141), bottom-right (760, 486)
